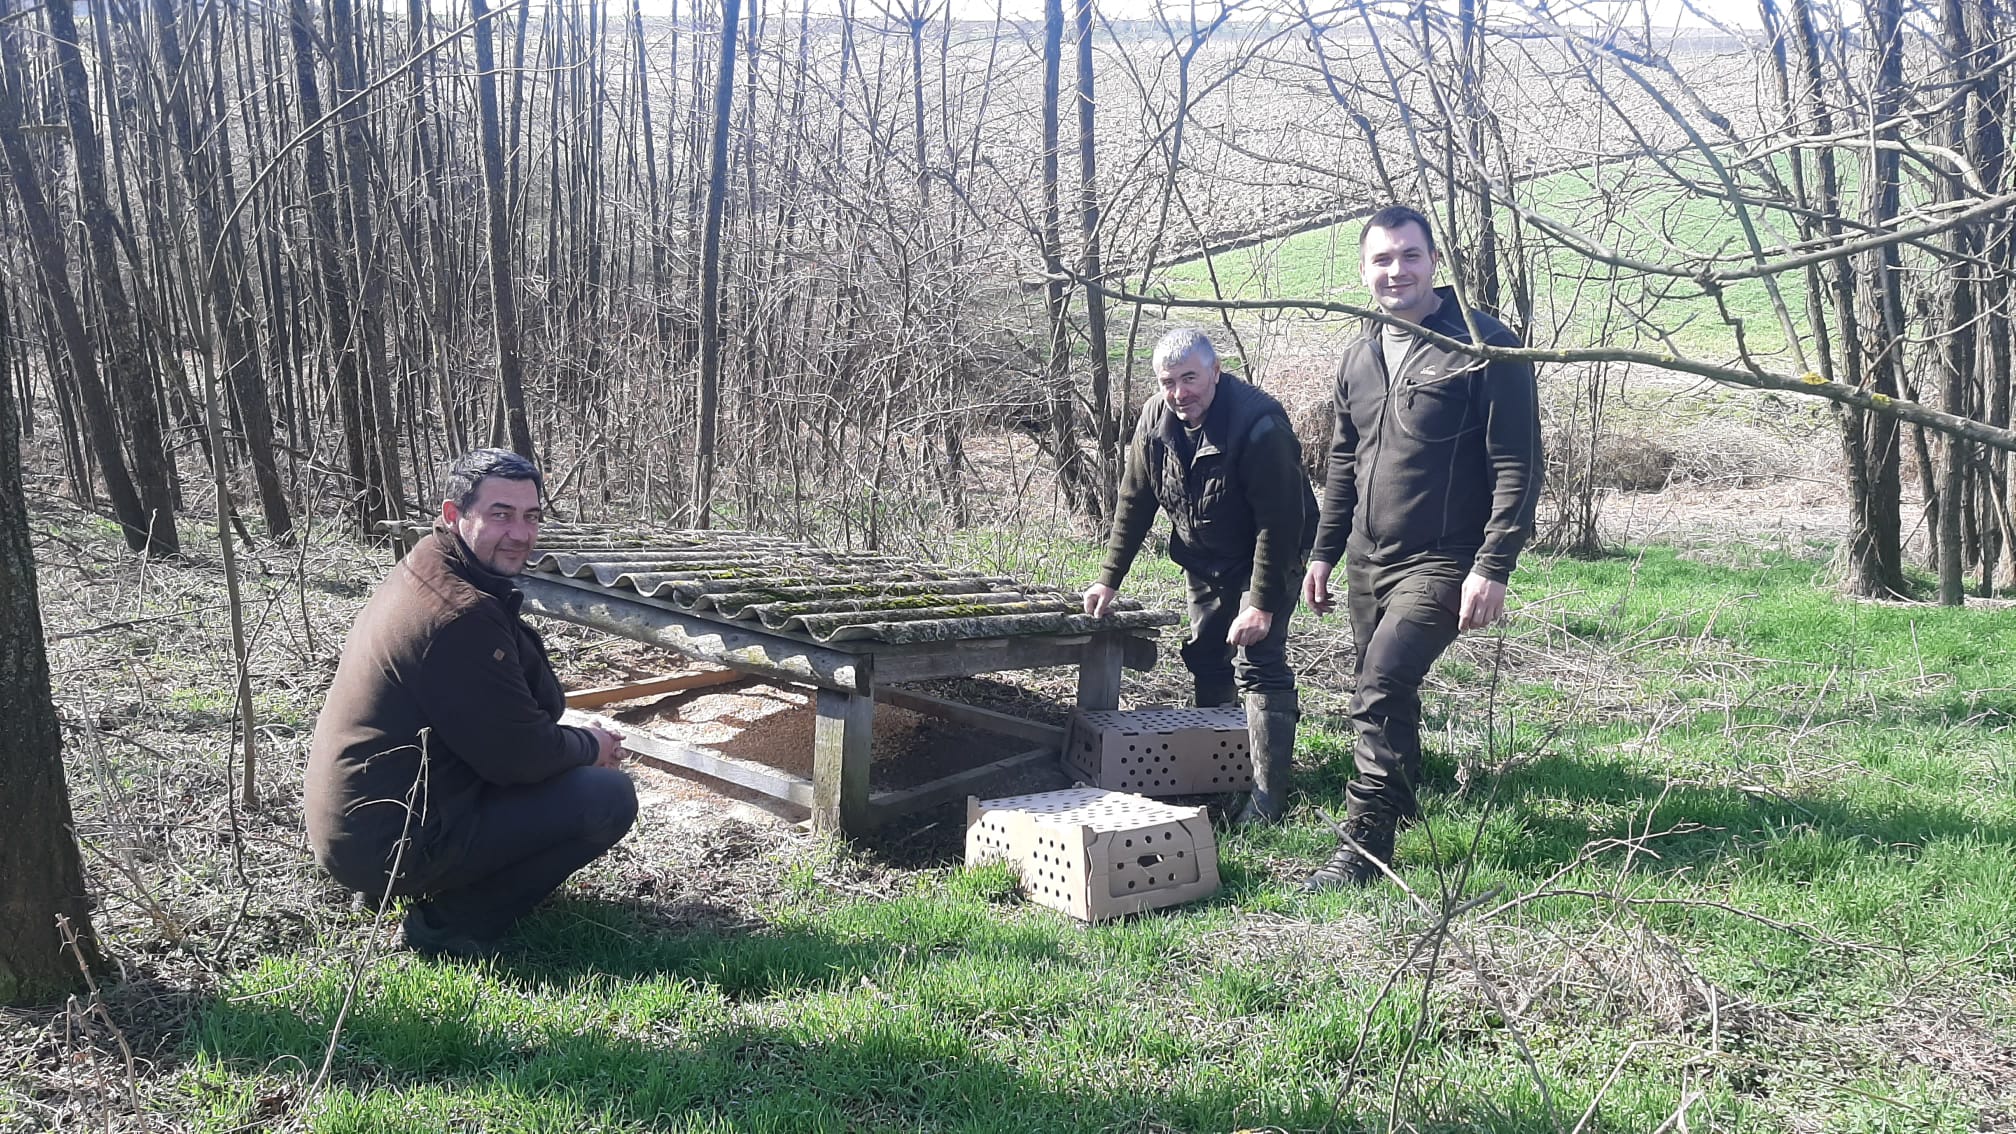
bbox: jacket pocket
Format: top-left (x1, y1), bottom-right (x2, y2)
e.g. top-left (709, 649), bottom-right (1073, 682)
top-left (1394, 364), bottom-right (1480, 443)
top-left (1190, 454), bottom-right (1229, 512)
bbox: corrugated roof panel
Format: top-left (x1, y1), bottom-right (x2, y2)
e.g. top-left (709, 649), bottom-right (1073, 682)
top-left (507, 525), bottom-right (1179, 645)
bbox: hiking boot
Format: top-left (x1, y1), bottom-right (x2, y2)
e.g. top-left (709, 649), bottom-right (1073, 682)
top-left (1233, 689), bottom-right (1298, 826)
top-left (1301, 812), bottom-right (1397, 891)
top-left (401, 902), bottom-right (504, 961)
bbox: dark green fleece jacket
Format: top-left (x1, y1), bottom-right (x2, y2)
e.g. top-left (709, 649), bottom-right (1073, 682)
top-left (1310, 287), bottom-right (1543, 583)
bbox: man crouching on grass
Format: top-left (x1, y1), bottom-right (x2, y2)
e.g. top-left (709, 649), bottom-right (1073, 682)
top-left (306, 449), bottom-right (635, 958)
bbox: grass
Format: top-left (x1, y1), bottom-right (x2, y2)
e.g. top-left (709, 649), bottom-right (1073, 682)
top-left (1152, 158), bottom-right (1830, 365)
top-left (166, 539), bottom-right (2016, 1133)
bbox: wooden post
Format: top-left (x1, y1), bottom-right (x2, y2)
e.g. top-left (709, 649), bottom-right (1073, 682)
top-left (1075, 632), bottom-right (1126, 710)
top-left (812, 681), bottom-right (874, 835)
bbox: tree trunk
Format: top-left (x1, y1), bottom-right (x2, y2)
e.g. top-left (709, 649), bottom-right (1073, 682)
top-left (0, 276), bottom-right (102, 1006)
top-left (471, 0), bottom-right (538, 464)
top-left (1850, 0), bottom-right (1910, 597)
top-left (328, 0), bottom-right (407, 521)
top-left (1041, 0), bottom-right (1100, 521)
top-left (287, 0), bottom-right (376, 531)
top-left (0, 14), bottom-right (150, 553)
top-left (43, 0), bottom-right (180, 557)
top-left (691, 0), bottom-right (741, 527)
top-left (1964, 0), bottom-right (2011, 592)
top-left (1933, 0), bottom-right (1980, 605)
top-left (1458, 0), bottom-right (1500, 314)
top-left (1076, 0), bottom-right (1115, 512)
top-left (151, 0), bottom-right (293, 542)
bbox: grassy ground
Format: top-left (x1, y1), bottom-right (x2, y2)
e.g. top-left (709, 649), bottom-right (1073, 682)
top-left (44, 523), bottom-right (1993, 1133)
top-left (1154, 161), bottom-right (1819, 365)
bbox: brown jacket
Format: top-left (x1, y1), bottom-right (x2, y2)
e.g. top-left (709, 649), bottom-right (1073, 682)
top-left (305, 529), bottom-right (595, 891)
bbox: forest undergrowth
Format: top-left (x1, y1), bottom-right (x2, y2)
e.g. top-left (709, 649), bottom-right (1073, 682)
top-left (3, 473), bottom-right (2013, 1132)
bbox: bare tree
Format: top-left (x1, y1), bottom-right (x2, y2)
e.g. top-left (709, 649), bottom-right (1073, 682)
top-left (0, 278), bottom-right (101, 1005)
top-left (472, 0), bottom-right (539, 465)
top-left (692, 0), bottom-right (743, 528)
top-left (42, 0), bottom-right (179, 556)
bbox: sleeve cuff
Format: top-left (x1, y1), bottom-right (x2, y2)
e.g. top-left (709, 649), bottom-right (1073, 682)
top-left (1243, 587), bottom-right (1287, 615)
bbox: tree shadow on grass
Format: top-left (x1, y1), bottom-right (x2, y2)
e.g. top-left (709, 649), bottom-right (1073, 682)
top-left (475, 895), bottom-right (1081, 996)
top-left (1295, 735), bottom-right (2015, 883)
top-left (189, 951), bottom-right (1598, 1134)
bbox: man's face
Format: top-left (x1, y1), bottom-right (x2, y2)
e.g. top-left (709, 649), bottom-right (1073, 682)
top-left (1157, 349), bottom-right (1221, 425)
top-left (442, 475), bottom-right (542, 575)
top-left (1360, 221), bottom-right (1441, 323)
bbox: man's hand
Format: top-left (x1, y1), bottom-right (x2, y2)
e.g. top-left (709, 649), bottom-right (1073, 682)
top-left (1227, 606), bottom-right (1273, 647)
top-left (585, 725), bottom-right (627, 769)
top-left (1082, 582), bottom-right (1118, 619)
top-left (1458, 573), bottom-right (1508, 631)
top-left (1302, 560), bottom-right (1336, 615)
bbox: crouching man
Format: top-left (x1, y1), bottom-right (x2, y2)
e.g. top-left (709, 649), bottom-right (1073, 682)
top-left (1084, 328), bottom-right (1318, 824)
top-left (306, 449), bottom-right (636, 957)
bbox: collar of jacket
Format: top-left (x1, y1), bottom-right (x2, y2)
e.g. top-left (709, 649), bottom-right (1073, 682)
top-left (1155, 372), bottom-right (1244, 459)
top-left (427, 524), bottom-right (523, 606)
top-left (1363, 285), bottom-right (1474, 342)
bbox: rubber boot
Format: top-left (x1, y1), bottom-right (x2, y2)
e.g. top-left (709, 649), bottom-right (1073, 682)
top-left (1301, 805), bottom-right (1397, 891)
top-left (1234, 689), bottom-right (1298, 825)
top-left (1192, 676), bottom-right (1237, 710)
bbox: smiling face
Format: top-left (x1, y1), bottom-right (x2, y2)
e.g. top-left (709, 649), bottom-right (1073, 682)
top-left (1157, 347), bottom-right (1221, 425)
top-left (442, 475), bottom-right (542, 575)
top-left (1360, 220), bottom-right (1442, 325)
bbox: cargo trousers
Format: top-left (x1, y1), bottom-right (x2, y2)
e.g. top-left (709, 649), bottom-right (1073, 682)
top-left (1343, 555), bottom-right (1468, 823)
top-left (1182, 562), bottom-right (1297, 707)
top-left (333, 764), bottom-right (638, 940)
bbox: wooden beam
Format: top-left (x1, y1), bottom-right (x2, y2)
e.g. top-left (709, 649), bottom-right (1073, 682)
top-left (874, 686), bottom-right (1066, 746)
top-left (1074, 632), bottom-right (1127, 710)
top-left (812, 684), bottom-right (875, 834)
top-left (564, 709), bottom-right (812, 806)
top-left (867, 746), bottom-right (1059, 823)
top-left (520, 573), bottom-right (868, 693)
top-left (565, 668), bottom-right (742, 709)
top-left (871, 630), bottom-right (1158, 682)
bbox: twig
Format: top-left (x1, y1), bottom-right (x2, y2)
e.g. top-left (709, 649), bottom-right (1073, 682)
top-left (1488, 888), bottom-right (1893, 954)
top-left (309, 731), bottom-right (430, 1100)
top-left (1314, 806), bottom-right (1560, 1128)
top-left (57, 914), bottom-right (143, 1129)
top-left (46, 604), bottom-right (234, 641)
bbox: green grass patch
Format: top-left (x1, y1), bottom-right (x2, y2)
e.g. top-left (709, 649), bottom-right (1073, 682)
top-left (179, 542), bottom-right (2014, 1132)
top-left (1155, 157), bottom-right (1839, 364)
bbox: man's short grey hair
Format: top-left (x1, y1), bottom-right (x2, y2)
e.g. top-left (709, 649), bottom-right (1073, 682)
top-left (1153, 327), bottom-right (1219, 372)
top-left (442, 448), bottom-right (543, 511)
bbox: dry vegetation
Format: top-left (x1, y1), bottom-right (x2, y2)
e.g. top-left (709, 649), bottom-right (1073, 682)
top-left (6, 393), bottom-right (2014, 1129)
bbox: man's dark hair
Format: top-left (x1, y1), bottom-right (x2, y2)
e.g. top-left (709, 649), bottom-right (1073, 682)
top-left (442, 448), bottom-right (543, 511)
top-left (1361, 205), bottom-right (1437, 254)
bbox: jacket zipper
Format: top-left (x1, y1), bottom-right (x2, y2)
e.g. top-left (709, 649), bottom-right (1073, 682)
top-left (1363, 333), bottom-right (1407, 546)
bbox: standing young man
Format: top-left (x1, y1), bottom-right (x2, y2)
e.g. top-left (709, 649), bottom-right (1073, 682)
top-left (1085, 328), bottom-right (1318, 824)
top-left (1301, 205), bottom-right (1543, 888)
top-left (307, 449), bottom-right (636, 956)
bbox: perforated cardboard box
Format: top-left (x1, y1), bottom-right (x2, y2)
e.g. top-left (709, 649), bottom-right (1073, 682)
top-left (1064, 707), bottom-right (1252, 796)
top-left (966, 787), bottom-right (1220, 922)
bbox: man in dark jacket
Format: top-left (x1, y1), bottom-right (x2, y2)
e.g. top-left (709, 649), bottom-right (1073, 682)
top-left (307, 449), bottom-right (636, 956)
top-left (1084, 328), bottom-right (1318, 824)
top-left (1300, 205), bottom-right (1543, 889)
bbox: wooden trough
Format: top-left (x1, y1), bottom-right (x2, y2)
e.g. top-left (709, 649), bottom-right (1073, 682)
top-left (384, 523), bottom-right (1178, 835)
